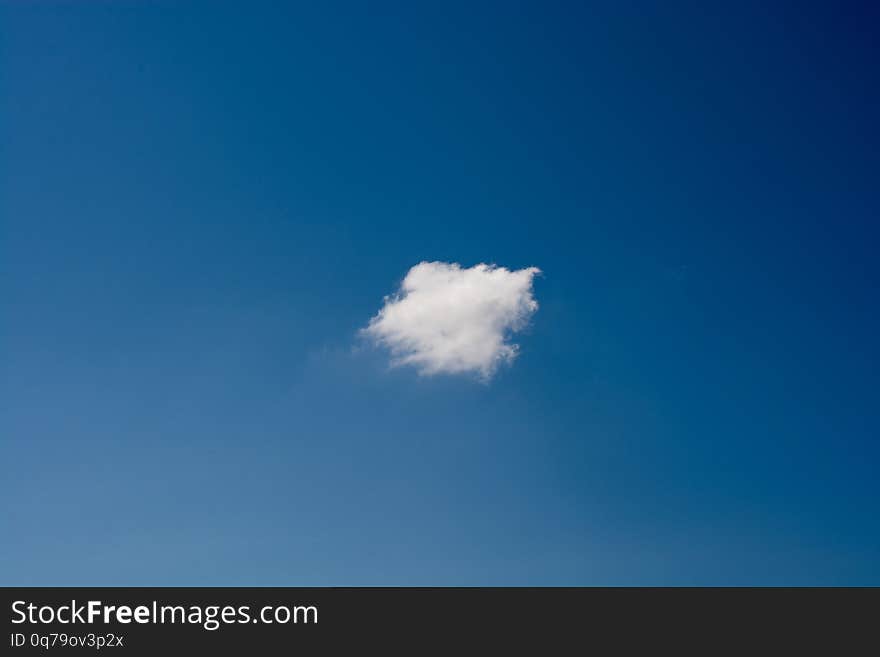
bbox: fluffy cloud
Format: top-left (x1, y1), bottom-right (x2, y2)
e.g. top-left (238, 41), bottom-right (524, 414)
top-left (362, 261), bottom-right (541, 379)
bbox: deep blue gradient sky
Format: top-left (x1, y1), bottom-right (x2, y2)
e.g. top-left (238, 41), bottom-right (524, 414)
top-left (2, 1), bottom-right (878, 585)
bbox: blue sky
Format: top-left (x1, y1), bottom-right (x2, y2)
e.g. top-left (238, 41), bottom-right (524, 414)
top-left (2, 1), bottom-right (878, 585)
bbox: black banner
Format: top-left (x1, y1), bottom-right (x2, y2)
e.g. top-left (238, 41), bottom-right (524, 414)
top-left (2, 588), bottom-right (876, 653)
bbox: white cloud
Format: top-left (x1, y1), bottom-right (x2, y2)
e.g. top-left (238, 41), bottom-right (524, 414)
top-left (362, 261), bottom-right (541, 379)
